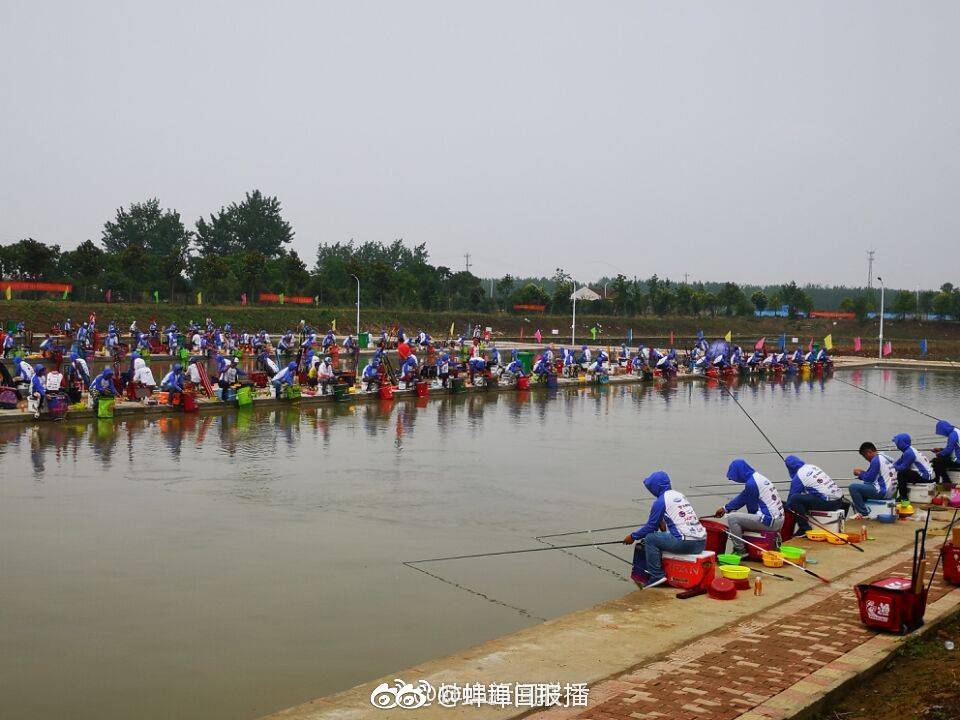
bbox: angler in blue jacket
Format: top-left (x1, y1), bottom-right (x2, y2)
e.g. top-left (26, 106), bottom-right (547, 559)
top-left (468, 355), bottom-right (487, 384)
top-left (591, 349), bottom-right (608, 374)
top-left (12, 355), bottom-right (35, 382)
top-left (892, 433), bottom-right (935, 499)
top-left (932, 420), bottom-right (960, 484)
top-left (783, 455), bottom-right (845, 535)
top-left (160, 364), bottom-right (185, 396)
top-left (400, 355), bottom-right (419, 384)
top-left (715, 459), bottom-right (785, 556)
top-left (29, 365), bottom-right (47, 417)
top-left (850, 441), bottom-right (899, 517)
top-left (361, 359), bottom-right (381, 391)
top-left (68, 352), bottom-right (91, 389)
top-left (271, 361), bottom-right (299, 398)
top-left (622, 471), bottom-right (707, 588)
top-left (488, 346), bottom-right (502, 368)
top-left (89, 367), bottom-right (116, 398)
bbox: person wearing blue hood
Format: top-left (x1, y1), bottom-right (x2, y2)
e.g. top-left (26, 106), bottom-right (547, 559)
top-left (783, 456), bottom-right (845, 535)
top-left (622, 471), bottom-right (706, 588)
top-left (160, 364), bottom-right (185, 397)
top-left (891, 433), bottom-right (935, 500)
top-left (850, 442), bottom-right (899, 518)
top-left (715, 459), bottom-right (785, 556)
top-left (931, 420), bottom-right (960, 485)
top-left (361, 359), bottom-right (381, 392)
top-left (89, 367), bottom-right (116, 403)
top-left (271, 361), bottom-right (298, 399)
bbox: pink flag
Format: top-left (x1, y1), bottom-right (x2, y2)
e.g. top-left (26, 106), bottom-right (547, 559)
top-left (853, 337), bottom-right (862, 352)
top-left (241, 292), bottom-right (248, 306)
top-left (105, 289), bottom-right (112, 303)
top-left (807, 338), bottom-right (813, 352)
top-left (534, 329), bottom-right (542, 343)
top-left (883, 341), bottom-right (893, 357)
top-left (669, 331), bottom-right (675, 346)
top-left (755, 336), bottom-right (766, 351)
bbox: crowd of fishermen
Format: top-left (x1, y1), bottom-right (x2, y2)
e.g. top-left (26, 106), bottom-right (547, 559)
top-left (0, 315), bottom-right (834, 418)
top-left (623, 422), bottom-right (960, 588)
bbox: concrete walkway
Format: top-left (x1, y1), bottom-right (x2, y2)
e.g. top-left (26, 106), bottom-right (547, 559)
top-left (526, 545), bottom-right (958, 720)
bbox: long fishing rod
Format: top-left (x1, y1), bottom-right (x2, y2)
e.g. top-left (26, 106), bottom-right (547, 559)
top-left (724, 528), bottom-right (830, 583)
top-left (712, 377), bottom-right (865, 552)
top-left (405, 540), bottom-right (628, 565)
top-left (533, 537), bottom-right (631, 583)
top-left (832, 376), bottom-right (940, 421)
top-left (535, 523), bottom-right (646, 540)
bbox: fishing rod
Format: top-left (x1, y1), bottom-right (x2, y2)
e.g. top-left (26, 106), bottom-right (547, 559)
top-left (532, 538), bottom-right (631, 583)
top-left (832, 376), bottom-right (940, 421)
top-left (712, 376), bottom-right (865, 552)
top-left (535, 522), bottom-right (648, 540)
top-left (405, 540), bottom-right (628, 565)
top-left (724, 528), bottom-right (830, 583)
top-left (751, 565), bottom-right (793, 581)
top-left (691, 478), bottom-right (857, 490)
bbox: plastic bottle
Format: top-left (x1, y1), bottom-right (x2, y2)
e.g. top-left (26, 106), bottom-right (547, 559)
top-left (754, 577), bottom-right (763, 596)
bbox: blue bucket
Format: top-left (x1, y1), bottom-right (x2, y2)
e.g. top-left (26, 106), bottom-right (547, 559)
top-left (546, 374), bottom-right (558, 389)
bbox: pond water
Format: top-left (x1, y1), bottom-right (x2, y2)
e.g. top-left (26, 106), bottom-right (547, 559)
top-left (0, 368), bottom-right (956, 720)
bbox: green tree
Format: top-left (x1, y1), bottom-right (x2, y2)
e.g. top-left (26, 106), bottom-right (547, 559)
top-left (840, 294), bottom-right (874, 323)
top-left (891, 290), bottom-right (915, 320)
top-left (717, 282), bottom-right (746, 316)
top-left (61, 240), bottom-right (106, 300)
top-left (195, 190), bottom-right (292, 259)
top-left (496, 274), bottom-right (516, 301)
top-left (750, 290), bottom-right (768, 314)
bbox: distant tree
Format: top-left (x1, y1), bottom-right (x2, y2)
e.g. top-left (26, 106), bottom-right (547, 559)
top-left (932, 291), bottom-right (955, 319)
top-left (61, 239), bottom-right (106, 300)
top-left (496, 274), bottom-right (516, 300)
top-left (717, 282), bottom-right (747, 316)
top-left (918, 290), bottom-right (935, 319)
top-left (779, 281), bottom-right (814, 319)
top-left (549, 268), bottom-right (573, 313)
top-left (0, 238), bottom-right (61, 280)
top-left (195, 190), bottom-right (292, 259)
top-left (750, 290), bottom-right (768, 314)
top-left (840, 294), bottom-right (874, 323)
top-left (511, 282), bottom-right (550, 308)
top-left (892, 290), bottom-right (915, 320)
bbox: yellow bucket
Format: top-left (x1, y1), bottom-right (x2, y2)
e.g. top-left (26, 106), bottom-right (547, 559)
top-left (719, 565), bottom-right (751, 580)
top-left (826, 532), bottom-right (850, 545)
top-left (762, 551), bottom-right (784, 567)
top-left (805, 530), bottom-right (828, 542)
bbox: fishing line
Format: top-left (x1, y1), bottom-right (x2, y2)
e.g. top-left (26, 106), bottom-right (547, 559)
top-left (594, 546), bottom-right (633, 566)
top-left (405, 540), bottom-right (628, 564)
top-left (402, 562), bottom-right (546, 621)
top-left (535, 523), bottom-right (647, 540)
top-left (533, 537), bottom-right (631, 583)
top-left (832, 376), bottom-right (940, 421)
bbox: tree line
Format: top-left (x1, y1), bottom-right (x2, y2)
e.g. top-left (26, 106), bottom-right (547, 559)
top-left (1, 192), bottom-right (957, 319)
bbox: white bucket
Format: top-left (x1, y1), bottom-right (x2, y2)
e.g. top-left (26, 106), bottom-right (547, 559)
top-left (906, 483), bottom-right (937, 503)
top-left (808, 509), bottom-right (845, 534)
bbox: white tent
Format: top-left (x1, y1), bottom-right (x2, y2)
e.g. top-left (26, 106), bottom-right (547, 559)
top-left (569, 286), bottom-right (600, 344)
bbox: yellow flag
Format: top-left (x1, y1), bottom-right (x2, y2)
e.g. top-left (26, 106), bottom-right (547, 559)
top-left (724, 330), bottom-right (732, 342)
top-left (3, 285), bottom-right (10, 301)
top-left (449, 322), bottom-right (455, 337)
top-left (331, 318), bottom-right (336, 332)
top-left (824, 334), bottom-right (833, 350)
top-left (196, 291), bottom-right (202, 306)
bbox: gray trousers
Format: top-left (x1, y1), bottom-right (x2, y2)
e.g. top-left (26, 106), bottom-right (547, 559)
top-left (726, 513), bottom-right (784, 553)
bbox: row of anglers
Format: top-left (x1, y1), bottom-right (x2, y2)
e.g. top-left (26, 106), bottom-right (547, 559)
top-left (624, 422), bottom-right (960, 588)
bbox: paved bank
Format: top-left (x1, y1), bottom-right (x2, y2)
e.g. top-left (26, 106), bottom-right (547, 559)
top-left (262, 512), bottom-right (957, 720)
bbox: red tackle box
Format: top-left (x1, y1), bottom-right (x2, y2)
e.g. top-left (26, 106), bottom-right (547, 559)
top-left (941, 543), bottom-right (960, 586)
top-left (854, 576), bottom-right (927, 634)
top-left (661, 550), bottom-right (717, 590)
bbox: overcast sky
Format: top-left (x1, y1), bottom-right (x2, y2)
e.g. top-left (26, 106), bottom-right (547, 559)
top-left (2, 1), bottom-right (957, 288)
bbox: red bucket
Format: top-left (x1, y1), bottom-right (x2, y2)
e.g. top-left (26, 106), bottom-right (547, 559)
top-left (415, 381), bottom-right (429, 398)
top-left (516, 376), bottom-right (530, 390)
top-left (743, 530), bottom-right (780, 561)
top-left (780, 512), bottom-right (796, 542)
top-left (379, 385), bottom-right (394, 400)
top-left (181, 393), bottom-right (198, 413)
top-left (700, 519), bottom-right (728, 555)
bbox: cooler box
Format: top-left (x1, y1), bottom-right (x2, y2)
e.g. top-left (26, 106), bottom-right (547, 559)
top-left (700, 519), bottom-right (728, 555)
top-left (0, 386), bottom-right (18, 409)
top-left (662, 551), bottom-right (717, 590)
top-left (866, 498), bottom-right (897, 516)
top-left (941, 542), bottom-right (960, 586)
top-left (809, 509), bottom-right (845, 534)
top-left (181, 393), bottom-right (198, 412)
top-left (906, 483), bottom-right (937, 503)
top-left (46, 393), bottom-right (69, 419)
top-left (854, 576), bottom-right (927, 634)
top-left (743, 530), bottom-right (781, 561)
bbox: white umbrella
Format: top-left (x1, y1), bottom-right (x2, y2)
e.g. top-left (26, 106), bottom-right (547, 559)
top-left (569, 286), bottom-right (600, 344)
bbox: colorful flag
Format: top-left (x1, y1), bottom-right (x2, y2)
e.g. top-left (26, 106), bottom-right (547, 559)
top-left (920, 338), bottom-right (928, 355)
top-left (853, 336), bottom-right (862, 352)
top-left (196, 291), bottom-right (202, 306)
top-left (3, 285), bottom-right (10, 301)
top-left (807, 338), bottom-right (813, 352)
top-left (534, 329), bottom-right (542, 343)
top-left (105, 289), bottom-right (112, 303)
top-left (669, 331), bottom-right (674, 346)
top-left (241, 293), bottom-right (247, 306)
top-left (755, 337), bottom-right (766, 351)
top-left (331, 318), bottom-right (336, 332)
top-left (779, 333), bottom-right (786, 350)
top-left (627, 328), bottom-right (633, 343)
top-left (824, 334), bottom-right (833, 351)
top-left (590, 326), bottom-right (598, 341)
top-left (279, 292), bottom-right (285, 305)
top-left (724, 330), bottom-right (732, 342)
top-left (62, 289), bottom-right (69, 300)
top-left (153, 290), bottom-right (159, 303)
top-left (883, 341), bottom-right (893, 357)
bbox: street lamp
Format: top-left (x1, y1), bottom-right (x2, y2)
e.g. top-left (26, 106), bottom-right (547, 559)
top-left (350, 274), bottom-right (360, 339)
top-left (877, 276), bottom-right (884, 360)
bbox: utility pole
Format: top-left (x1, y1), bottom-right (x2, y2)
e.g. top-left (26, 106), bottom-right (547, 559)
top-left (867, 250), bottom-right (875, 289)
top-left (683, 273), bottom-right (689, 285)
top-left (464, 252), bottom-right (472, 274)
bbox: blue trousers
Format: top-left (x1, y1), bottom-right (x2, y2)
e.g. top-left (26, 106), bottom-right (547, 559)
top-left (632, 533), bottom-right (706, 583)
top-left (848, 482), bottom-right (883, 516)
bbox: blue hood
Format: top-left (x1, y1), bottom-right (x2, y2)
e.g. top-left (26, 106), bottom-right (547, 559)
top-left (784, 455), bottom-right (804, 474)
top-left (893, 433), bottom-right (911, 451)
top-left (936, 420), bottom-right (955, 437)
top-left (726, 459), bottom-right (755, 483)
top-left (643, 471), bottom-right (672, 498)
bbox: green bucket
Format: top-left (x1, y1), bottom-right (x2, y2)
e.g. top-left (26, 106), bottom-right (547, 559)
top-left (717, 553), bottom-right (741, 566)
top-left (358, 332), bottom-right (369, 348)
top-left (236, 386), bottom-right (253, 407)
top-left (97, 396), bottom-right (115, 419)
top-left (450, 377), bottom-right (466, 393)
top-left (780, 546), bottom-right (805, 562)
top-left (516, 351), bottom-right (534, 375)
top-left (333, 383), bottom-right (348, 402)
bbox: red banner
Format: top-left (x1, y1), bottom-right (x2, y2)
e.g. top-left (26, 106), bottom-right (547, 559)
top-left (513, 304), bottom-right (546, 312)
top-left (809, 311), bottom-right (855, 319)
top-left (0, 280), bottom-right (73, 293)
top-left (258, 293), bottom-right (314, 305)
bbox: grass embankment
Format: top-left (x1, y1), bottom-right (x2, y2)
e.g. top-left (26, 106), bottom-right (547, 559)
top-left (815, 610), bottom-right (960, 720)
top-left (2, 300), bottom-right (959, 359)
